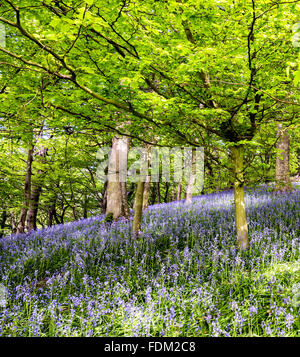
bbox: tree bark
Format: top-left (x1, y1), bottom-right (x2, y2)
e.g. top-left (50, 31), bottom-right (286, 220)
top-left (0, 209), bottom-right (7, 238)
top-left (106, 136), bottom-right (129, 220)
top-left (47, 202), bottom-right (56, 227)
top-left (10, 212), bottom-right (17, 234)
top-left (83, 194), bottom-right (88, 219)
top-left (142, 175), bottom-right (151, 210)
top-left (231, 145), bottom-right (249, 251)
top-left (102, 178), bottom-right (108, 214)
top-left (156, 182), bottom-right (161, 204)
top-left (26, 147), bottom-right (48, 232)
top-left (176, 183), bottom-right (182, 201)
top-left (164, 182), bottom-right (170, 202)
top-left (132, 180), bottom-right (145, 235)
top-left (142, 146), bottom-right (151, 210)
top-left (151, 184), bottom-right (157, 205)
top-left (185, 149), bottom-right (196, 204)
top-left (17, 146), bottom-right (34, 234)
top-left (275, 124), bottom-right (292, 192)
top-left (25, 183), bottom-right (43, 231)
top-left (120, 182), bottom-right (130, 218)
top-left (132, 145), bottom-right (148, 234)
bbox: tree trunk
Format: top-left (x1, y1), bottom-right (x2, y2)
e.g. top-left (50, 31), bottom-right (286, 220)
top-left (26, 183), bottom-right (43, 231)
top-left (151, 184), bottom-right (157, 205)
top-left (176, 183), bottom-right (182, 201)
top-left (275, 124), bottom-right (292, 192)
top-left (83, 194), bottom-right (88, 219)
top-left (231, 145), bottom-right (249, 251)
top-left (10, 212), bottom-right (17, 234)
top-left (71, 206), bottom-right (78, 221)
top-left (164, 182), bottom-right (170, 202)
top-left (106, 136), bottom-right (129, 220)
top-left (102, 179), bottom-right (108, 214)
top-left (59, 205), bottom-right (68, 224)
top-left (26, 147), bottom-right (48, 232)
top-left (141, 146), bottom-right (151, 210)
top-left (132, 145), bottom-right (148, 234)
top-left (0, 209), bottom-right (7, 238)
top-left (185, 176), bottom-right (196, 204)
top-left (47, 202), bottom-right (56, 227)
top-left (142, 175), bottom-right (151, 210)
top-left (185, 149), bottom-right (196, 204)
top-left (132, 180), bottom-right (145, 235)
top-left (156, 182), bottom-right (161, 204)
top-left (17, 146), bottom-right (34, 234)
top-left (120, 182), bottom-right (130, 218)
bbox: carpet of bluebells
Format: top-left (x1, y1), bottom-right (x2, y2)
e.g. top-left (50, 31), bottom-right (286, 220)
top-left (0, 184), bottom-right (299, 337)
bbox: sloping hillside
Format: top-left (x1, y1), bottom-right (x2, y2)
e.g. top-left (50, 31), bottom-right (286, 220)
top-left (0, 185), bottom-right (299, 337)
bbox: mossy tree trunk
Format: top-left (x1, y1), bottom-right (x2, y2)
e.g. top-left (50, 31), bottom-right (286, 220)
top-left (132, 180), bottom-right (145, 235)
top-left (142, 175), bottom-right (151, 210)
top-left (231, 145), bottom-right (250, 251)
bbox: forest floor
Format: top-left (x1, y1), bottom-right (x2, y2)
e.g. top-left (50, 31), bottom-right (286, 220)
top-left (0, 184), bottom-right (299, 337)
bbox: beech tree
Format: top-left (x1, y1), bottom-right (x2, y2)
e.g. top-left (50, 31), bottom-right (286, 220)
top-left (0, 0), bottom-right (299, 249)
